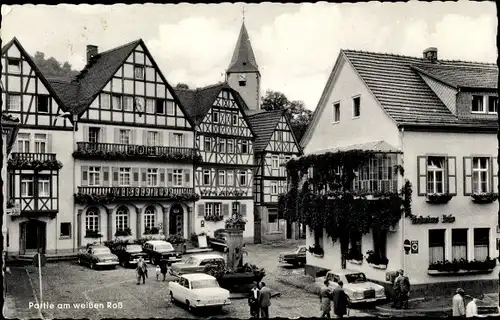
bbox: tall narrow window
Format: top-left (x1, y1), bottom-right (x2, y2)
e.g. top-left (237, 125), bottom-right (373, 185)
top-left (21, 175), bottom-right (34, 197)
top-left (166, 101), bottom-right (175, 115)
top-left (100, 93), bottom-right (111, 109)
top-left (116, 206), bottom-right (129, 231)
top-left (85, 208), bottom-right (100, 232)
top-left (145, 98), bottom-right (155, 114)
top-left (34, 134), bottom-right (47, 153)
top-left (173, 133), bottom-right (184, 147)
top-left (271, 181), bottom-right (278, 195)
top-left (88, 127), bottom-right (100, 143)
top-left (203, 170), bottom-right (210, 185)
top-left (218, 170), bottom-right (226, 186)
top-left (474, 228), bottom-right (490, 261)
top-left (134, 66), bottom-right (144, 79)
top-left (488, 96), bottom-right (498, 114)
top-left (144, 206), bottom-right (156, 231)
top-left (472, 157), bottom-right (490, 193)
top-left (451, 229), bottom-right (468, 261)
top-left (214, 203), bottom-right (222, 216)
top-left (7, 94), bottom-right (21, 111)
top-left (241, 140), bottom-right (249, 153)
top-left (37, 95), bottom-right (49, 113)
top-left (239, 171), bottom-right (247, 186)
top-left (119, 168), bottom-right (131, 186)
top-left (353, 97), bottom-right (361, 117)
top-left (88, 166), bottom-right (101, 186)
top-left (429, 229), bottom-right (445, 264)
top-left (276, 131), bottom-right (283, 141)
top-left (173, 169), bottom-right (183, 186)
top-left (147, 131), bottom-right (158, 146)
top-left (204, 137), bottom-right (211, 151)
top-left (227, 171), bottom-right (234, 186)
top-left (218, 138), bottom-right (226, 153)
top-left (333, 103), bottom-right (340, 122)
top-left (232, 202), bottom-right (240, 216)
top-left (147, 168), bottom-right (158, 187)
top-left (205, 203), bottom-right (213, 216)
top-left (272, 155), bottom-right (279, 169)
top-left (472, 95), bottom-right (485, 113)
top-left (227, 139), bottom-right (234, 153)
top-left (427, 157), bottom-right (445, 194)
top-left (155, 99), bottom-right (165, 114)
top-left (112, 94), bottom-right (122, 110)
top-left (17, 133), bottom-right (30, 153)
top-left (119, 129), bottom-right (131, 144)
top-left (268, 210), bottom-right (279, 231)
top-left (37, 176), bottom-right (51, 197)
top-left (123, 96), bottom-right (134, 111)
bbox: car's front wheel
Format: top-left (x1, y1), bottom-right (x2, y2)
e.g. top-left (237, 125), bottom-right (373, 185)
top-left (186, 300), bottom-right (192, 311)
top-left (170, 292), bottom-right (175, 303)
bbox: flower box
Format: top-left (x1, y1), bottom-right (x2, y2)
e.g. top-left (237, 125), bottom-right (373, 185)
top-left (205, 215), bottom-right (224, 222)
top-left (426, 193), bottom-right (453, 204)
top-left (144, 227), bottom-right (160, 235)
top-left (369, 263), bottom-right (387, 270)
top-left (115, 228), bottom-right (132, 237)
top-left (471, 193), bottom-right (498, 204)
top-left (8, 158), bottom-right (63, 171)
top-left (348, 259), bottom-right (362, 265)
top-left (85, 230), bottom-right (103, 238)
top-left (428, 258), bottom-right (496, 275)
top-left (308, 245), bottom-right (324, 258)
top-left (365, 250), bottom-right (388, 269)
top-left (427, 269), bottom-right (494, 276)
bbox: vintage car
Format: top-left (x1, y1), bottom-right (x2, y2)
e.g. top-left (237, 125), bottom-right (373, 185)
top-left (278, 245), bottom-right (307, 266)
top-left (169, 273), bottom-right (231, 311)
top-left (78, 245), bottom-right (119, 269)
top-left (170, 254), bottom-right (226, 277)
top-left (325, 270), bottom-right (386, 305)
top-left (142, 240), bottom-right (182, 265)
top-left (113, 243), bottom-right (148, 267)
top-left (208, 229), bottom-right (228, 252)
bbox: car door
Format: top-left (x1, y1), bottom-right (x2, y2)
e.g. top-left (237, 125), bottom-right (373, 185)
top-left (173, 278), bottom-right (185, 300)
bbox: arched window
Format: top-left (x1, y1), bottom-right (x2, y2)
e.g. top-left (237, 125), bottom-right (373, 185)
top-left (144, 206), bottom-right (156, 231)
top-left (116, 206), bottom-right (129, 231)
top-left (86, 207), bottom-right (99, 231)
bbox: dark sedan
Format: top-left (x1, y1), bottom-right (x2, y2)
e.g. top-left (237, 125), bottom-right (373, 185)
top-left (208, 229), bottom-right (228, 252)
top-left (78, 245), bottom-right (119, 269)
top-left (278, 245), bottom-right (307, 267)
top-left (113, 243), bottom-right (148, 267)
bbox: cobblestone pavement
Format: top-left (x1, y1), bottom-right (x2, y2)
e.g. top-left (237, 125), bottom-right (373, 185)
top-left (5, 242), bottom-right (373, 319)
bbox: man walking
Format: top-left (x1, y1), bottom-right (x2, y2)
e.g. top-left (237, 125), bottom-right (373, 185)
top-left (332, 280), bottom-right (348, 319)
top-left (398, 269), bottom-right (410, 309)
top-left (392, 270), bottom-right (401, 308)
top-left (248, 282), bottom-right (261, 318)
top-left (453, 288), bottom-right (466, 317)
top-left (259, 282), bottom-right (272, 319)
top-left (136, 257), bottom-right (147, 285)
top-left (319, 279), bottom-right (333, 318)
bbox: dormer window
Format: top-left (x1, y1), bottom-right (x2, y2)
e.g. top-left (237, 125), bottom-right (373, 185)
top-left (239, 74), bottom-right (247, 87)
top-left (472, 95), bottom-right (497, 114)
top-left (472, 95), bottom-right (485, 113)
top-left (488, 96), bottom-right (498, 114)
top-left (134, 65), bottom-right (144, 79)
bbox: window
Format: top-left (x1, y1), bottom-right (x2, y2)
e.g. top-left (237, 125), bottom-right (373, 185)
top-left (205, 203), bottom-right (213, 216)
top-left (429, 229), bottom-right (445, 264)
top-left (112, 94), bottom-right (122, 110)
top-left (166, 101), bottom-right (175, 115)
top-left (452, 229), bottom-right (468, 261)
top-left (37, 176), bottom-right (50, 197)
top-left (268, 210), bottom-right (279, 231)
top-left (352, 97), bottom-right (361, 118)
top-left (7, 94), bottom-right (21, 111)
top-left (145, 98), bottom-right (155, 113)
top-left (119, 129), bottom-right (131, 144)
top-left (227, 139), bottom-right (234, 153)
top-left (147, 168), bottom-right (158, 187)
top-left (88, 166), bottom-right (101, 186)
top-left (241, 140), bottom-right (248, 153)
top-left (88, 127), bottom-right (100, 143)
top-left (173, 133), bottom-right (184, 147)
top-left (173, 169), bottom-right (183, 186)
top-left (123, 96), bottom-right (134, 111)
top-left (214, 203), bottom-right (222, 216)
top-left (276, 131), bottom-right (283, 141)
top-left (272, 155), bottom-right (279, 169)
top-left (271, 181), bottom-right (278, 195)
top-left (100, 93), bottom-right (111, 109)
top-left (239, 171), bottom-right (247, 186)
top-left (218, 170), bottom-right (226, 186)
top-left (232, 114), bottom-right (238, 125)
top-left (472, 95), bottom-right (485, 113)
top-left (472, 157), bottom-right (490, 193)
top-left (37, 95), bottom-right (49, 113)
top-left (218, 138), bottom-right (226, 153)
top-left (239, 74), bottom-right (247, 86)
top-left (227, 171), bottom-right (234, 186)
top-left (134, 97), bottom-right (145, 113)
top-left (232, 202), bottom-right (240, 216)
top-left (474, 228), bottom-right (490, 261)
top-left (488, 97), bottom-right (498, 114)
top-left (427, 157), bottom-right (445, 194)
top-left (21, 175), bottom-right (34, 197)
top-left (119, 168), bottom-right (131, 186)
top-left (204, 137), bottom-right (211, 151)
top-left (222, 91), bottom-right (229, 99)
top-left (372, 228), bottom-right (387, 263)
top-left (333, 103), bottom-right (340, 122)
top-left (212, 111), bottom-right (219, 123)
top-left (17, 133), bottom-right (30, 153)
top-left (144, 206), bottom-right (155, 231)
top-left (147, 131), bottom-right (158, 146)
top-left (60, 222), bottom-right (71, 238)
top-left (203, 170), bottom-right (210, 185)
top-left (116, 206), bottom-right (129, 231)
top-left (7, 58), bottom-right (21, 73)
top-left (85, 208), bottom-right (99, 232)
top-left (204, 203), bottom-right (222, 217)
top-left (155, 99), bottom-right (165, 114)
top-left (134, 66), bottom-right (144, 79)
top-left (34, 134), bottom-right (47, 153)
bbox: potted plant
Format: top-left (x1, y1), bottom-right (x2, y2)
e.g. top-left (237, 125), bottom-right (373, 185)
top-left (190, 232), bottom-right (199, 247)
top-left (144, 226), bottom-right (160, 235)
top-left (426, 193), bottom-right (454, 204)
top-left (366, 250), bottom-right (388, 269)
top-left (471, 193), bottom-right (498, 204)
top-left (85, 229), bottom-right (103, 238)
top-left (167, 234), bottom-right (186, 254)
top-left (225, 214), bottom-right (247, 230)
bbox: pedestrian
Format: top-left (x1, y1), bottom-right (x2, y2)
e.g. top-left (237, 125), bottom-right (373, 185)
top-left (155, 264), bottom-right (161, 281)
top-left (452, 288), bottom-right (466, 317)
top-left (398, 269), bottom-right (410, 309)
top-left (248, 281), bottom-right (261, 319)
top-left (258, 282), bottom-right (272, 319)
top-left (160, 262), bottom-right (169, 282)
top-left (392, 270), bottom-right (401, 308)
top-left (319, 279), bottom-right (333, 318)
top-left (465, 296), bottom-right (479, 318)
top-left (136, 257), bottom-right (147, 285)
top-left (332, 280), bottom-right (348, 319)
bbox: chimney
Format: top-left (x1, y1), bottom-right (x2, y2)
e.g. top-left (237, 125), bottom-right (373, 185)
top-left (423, 47), bottom-right (438, 63)
top-left (86, 45), bottom-right (98, 63)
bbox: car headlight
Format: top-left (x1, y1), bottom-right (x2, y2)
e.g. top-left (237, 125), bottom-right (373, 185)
top-left (353, 292), bottom-right (363, 299)
top-left (376, 289), bottom-right (385, 295)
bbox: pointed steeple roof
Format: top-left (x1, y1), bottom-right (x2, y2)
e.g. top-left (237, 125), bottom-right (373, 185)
top-left (227, 22), bottom-right (259, 74)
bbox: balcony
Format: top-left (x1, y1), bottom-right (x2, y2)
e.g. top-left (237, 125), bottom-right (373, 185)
top-left (8, 153), bottom-right (63, 170)
top-left (74, 186), bottom-right (200, 205)
top-left (73, 142), bottom-right (202, 163)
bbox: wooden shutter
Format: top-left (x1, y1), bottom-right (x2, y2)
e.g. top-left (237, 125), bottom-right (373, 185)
top-left (47, 133), bottom-right (52, 153)
top-left (198, 203), bottom-right (205, 217)
top-left (417, 156), bottom-right (427, 196)
top-left (114, 128), bottom-right (120, 143)
top-left (159, 168), bottom-right (165, 184)
top-left (167, 169), bottom-right (173, 185)
top-left (492, 157), bottom-right (498, 194)
top-left (142, 130), bottom-right (147, 145)
top-left (130, 129), bottom-right (136, 145)
top-left (112, 167), bottom-right (119, 187)
top-left (446, 156), bottom-right (456, 195)
top-left (83, 125), bottom-right (89, 142)
top-left (141, 168), bottom-right (147, 185)
top-left (241, 203), bottom-right (247, 216)
top-left (132, 168), bottom-right (139, 186)
top-left (463, 157), bottom-right (473, 196)
top-left (169, 132), bottom-right (174, 146)
top-left (81, 166), bottom-right (89, 186)
top-left (101, 127), bottom-right (107, 143)
top-left (184, 171), bottom-right (191, 186)
top-left (222, 204), bottom-right (229, 216)
top-left (103, 167), bottom-right (110, 187)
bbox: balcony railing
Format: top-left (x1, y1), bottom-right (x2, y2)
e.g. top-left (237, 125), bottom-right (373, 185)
top-left (8, 153), bottom-right (62, 171)
top-left (11, 153), bottom-right (56, 161)
top-left (73, 142), bottom-right (201, 163)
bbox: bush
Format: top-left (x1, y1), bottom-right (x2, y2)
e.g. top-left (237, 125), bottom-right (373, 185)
top-left (167, 234), bottom-right (186, 244)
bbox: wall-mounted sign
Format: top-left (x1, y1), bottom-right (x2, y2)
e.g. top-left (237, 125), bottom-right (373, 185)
top-left (403, 239), bottom-right (411, 254)
top-left (441, 214), bottom-right (455, 223)
top-left (411, 240), bottom-right (419, 254)
top-left (411, 214), bottom-right (456, 225)
top-left (200, 189), bottom-right (248, 197)
top-left (110, 187), bottom-right (187, 198)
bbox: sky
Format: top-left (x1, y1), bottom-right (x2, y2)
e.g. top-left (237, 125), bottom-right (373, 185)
top-left (1, 1), bottom-right (497, 111)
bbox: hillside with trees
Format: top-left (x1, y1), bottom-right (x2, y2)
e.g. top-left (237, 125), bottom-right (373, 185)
top-left (31, 51), bottom-right (80, 80)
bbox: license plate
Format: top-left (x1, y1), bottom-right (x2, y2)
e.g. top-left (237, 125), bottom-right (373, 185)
top-left (206, 300), bottom-right (221, 304)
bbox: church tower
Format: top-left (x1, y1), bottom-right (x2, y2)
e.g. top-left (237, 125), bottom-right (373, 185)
top-left (226, 20), bottom-right (261, 111)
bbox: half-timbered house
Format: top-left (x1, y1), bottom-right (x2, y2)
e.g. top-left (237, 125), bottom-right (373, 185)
top-left (175, 83), bottom-right (257, 242)
top-left (247, 109), bottom-right (302, 242)
top-left (2, 38), bottom-right (75, 256)
top-left (49, 39), bottom-right (199, 248)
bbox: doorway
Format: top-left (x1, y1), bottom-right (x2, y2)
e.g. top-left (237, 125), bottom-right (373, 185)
top-left (20, 219), bottom-right (46, 254)
top-left (286, 220), bottom-right (292, 239)
top-left (169, 204), bottom-right (184, 236)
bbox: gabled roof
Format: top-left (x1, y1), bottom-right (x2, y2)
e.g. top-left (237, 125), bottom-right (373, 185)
top-left (226, 22), bottom-right (259, 74)
top-left (411, 63), bottom-right (498, 89)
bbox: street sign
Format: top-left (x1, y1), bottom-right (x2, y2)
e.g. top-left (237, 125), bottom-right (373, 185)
top-left (411, 240), bottom-right (419, 254)
top-left (403, 239), bottom-right (411, 254)
top-left (32, 253), bottom-right (47, 267)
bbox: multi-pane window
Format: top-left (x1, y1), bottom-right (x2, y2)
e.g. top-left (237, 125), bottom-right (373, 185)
top-left (227, 139), bottom-right (234, 153)
top-left (227, 171), bottom-right (234, 186)
top-left (17, 133), bottom-right (30, 153)
top-left (147, 131), bottom-right (158, 146)
top-left (173, 133), bottom-right (184, 147)
top-left (488, 97), bottom-right (498, 113)
top-left (427, 157), bottom-right (445, 194)
top-left (276, 131), bottom-right (283, 141)
top-left (37, 95), bottom-right (49, 113)
top-left (34, 134), bottom-right (47, 153)
top-left (146, 98), bottom-right (155, 114)
top-left (239, 171), bottom-right (247, 186)
top-left (451, 229), bottom-right (468, 261)
top-left (272, 155), bottom-right (279, 169)
top-left (354, 154), bottom-right (398, 193)
top-left (60, 222), bottom-right (71, 238)
top-left (119, 129), bottom-right (131, 144)
top-left (112, 94), bottom-right (122, 110)
top-left (232, 202), bottom-right (240, 216)
top-left (88, 167), bottom-right (101, 186)
top-left (123, 96), bottom-right (134, 111)
top-left (241, 140), bottom-right (249, 153)
top-left (353, 97), bottom-right (361, 117)
top-left (119, 168), bottom-right (131, 186)
top-left (8, 94), bottom-right (21, 111)
top-left (101, 93), bottom-right (111, 109)
top-left (218, 170), bottom-right (226, 186)
top-left (203, 170), bottom-right (210, 185)
top-left (173, 169), bottom-right (183, 186)
top-left (37, 176), bottom-right (50, 197)
top-left (205, 203), bottom-right (213, 216)
top-left (86, 208), bottom-right (99, 232)
top-left (134, 66), bottom-right (144, 79)
top-left (472, 157), bottom-right (489, 193)
top-left (7, 58), bottom-right (21, 73)
top-left (155, 99), bottom-right (165, 114)
top-left (271, 181), bottom-right (278, 195)
top-left (204, 137), bottom-right (211, 151)
top-left (147, 168), bottom-right (158, 187)
top-left (212, 111), bottom-right (219, 123)
top-left (472, 95), bottom-right (485, 113)
top-left (21, 175), bottom-right (34, 197)
top-left (88, 127), bottom-right (100, 143)
top-left (214, 203), bottom-right (222, 216)
top-left (333, 103), bottom-right (340, 122)
top-left (429, 229), bottom-right (445, 264)
top-left (144, 206), bottom-right (155, 231)
top-left (116, 206), bottom-right (129, 231)
top-left (218, 138), bottom-right (226, 153)
top-left (474, 228), bottom-right (490, 261)
top-left (166, 101), bottom-right (175, 115)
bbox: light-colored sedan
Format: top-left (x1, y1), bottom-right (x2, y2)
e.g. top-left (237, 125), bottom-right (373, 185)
top-left (325, 270), bottom-right (386, 305)
top-left (168, 273), bottom-right (231, 311)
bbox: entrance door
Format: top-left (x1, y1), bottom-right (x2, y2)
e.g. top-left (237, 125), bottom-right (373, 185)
top-left (286, 220), bottom-right (292, 239)
top-left (169, 204), bottom-right (184, 236)
top-left (20, 220), bottom-right (46, 254)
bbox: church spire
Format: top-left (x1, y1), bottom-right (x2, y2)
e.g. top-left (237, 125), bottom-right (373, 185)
top-left (227, 21), bottom-right (259, 74)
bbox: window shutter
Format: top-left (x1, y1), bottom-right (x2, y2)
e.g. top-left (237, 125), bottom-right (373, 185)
top-left (112, 167), bottom-right (119, 187)
top-left (132, 168), bottom-right (139, 186)
top-left (417, 156), bottom-right (427, 196)
top-left (141, 168), bottom-right (147, 185)
top-left (103, 167), bottom-right (110, 187)
top-left (198, 204), bottom-right (205, 217)
top-left (130, 129), bottom-right (136, 145)
top-left (463, 157), bottom-right (473, 196)
top-left (114, 128), bottom-right (120, 143)
top-left (142, 130), bottom-right (147, 145)
top-left (241, 203), bottom-right (247, 216)
top-left (184, 171), bottom-right (190, 185)
top-left (101, 127), bottom-right (107, 143)
top-left (446, 156), bottom-right (456, 195)
top-left (167, 169), bottom-right (173, 184)
top-left (223, 204), bottom-right (229, 216)
top-left (47, 133), bottom-right (52, 153)
top-left (169, 132), bottom-right (174, 146)
top-left (83, 125), bottom-right (89, 142)
top-left (160, 168), bottom-right (165, 184)
top-left (81, 166), bottom-right (88, 186)
top-left (492, 157), bottom-right (498, 194)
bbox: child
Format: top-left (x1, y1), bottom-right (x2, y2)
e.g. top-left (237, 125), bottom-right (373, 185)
top-left (155, 264), bottom-right (161, 281)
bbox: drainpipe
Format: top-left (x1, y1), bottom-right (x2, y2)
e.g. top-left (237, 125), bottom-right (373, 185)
top-left (400, 127), bottom-right (406, 273)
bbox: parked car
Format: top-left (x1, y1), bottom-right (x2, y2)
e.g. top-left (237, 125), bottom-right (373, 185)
top-left (325, 270), bottom-right (386, 305)
top-left (278, 245), bottom-right (307, 266)
top-left (208, 229), bottom-right (228, 252)
top-left (113, 243), bottom-right (148, 267)
top-left (142, 240), bottom-right (182, 265)
top-left (170, 254), bottom-right (226, 277)
top-left (169, 273), bottom-right (231, 311)
top-left (78, 245), bottom-right (119, 269)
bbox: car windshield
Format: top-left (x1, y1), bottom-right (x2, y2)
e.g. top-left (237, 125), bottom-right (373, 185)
top-left (191, 279), bottom-right (220, 289)
top-left (185, 257), bottom-right (199, 265)
top-left (93, 248), bottom-right (111, 255)
top-left (126, 245), bottom-right (142, 252)
top-left (345, 273), bottom-right (367, 283)
top-left (156, 243), bottom-right (174, 251)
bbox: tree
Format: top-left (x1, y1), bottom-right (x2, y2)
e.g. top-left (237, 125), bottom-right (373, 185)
top-left (31, 51), bottom-right (79, 79)
top-left (260, 90), bottom-right (313, 142)
top-left (175, 83), bottom-right (190, 89)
